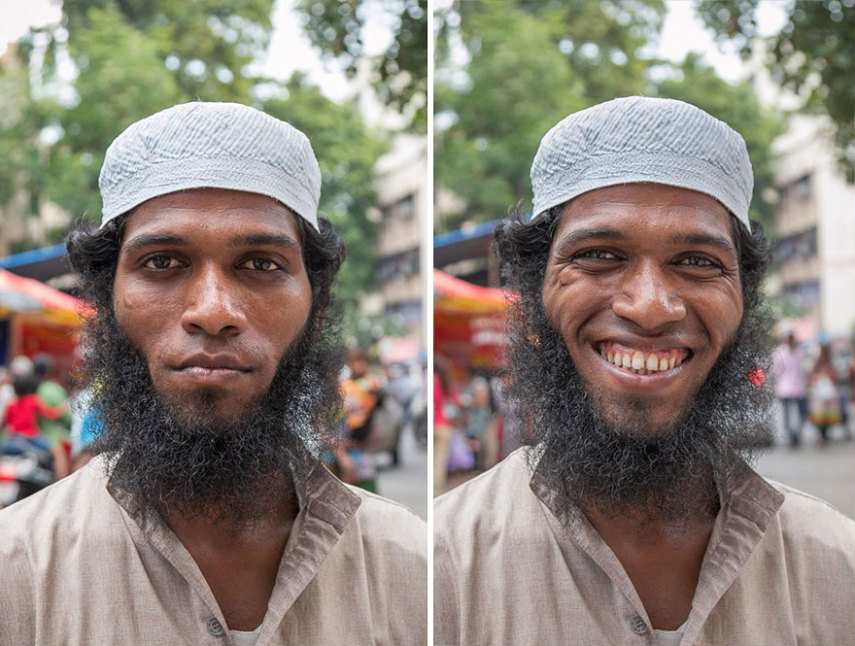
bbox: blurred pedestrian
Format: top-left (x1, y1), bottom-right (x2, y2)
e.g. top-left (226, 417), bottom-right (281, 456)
top-left (460, 366), bottom-right (493, 470)
top-left (0, 356), bottom-right (34, 423)
top-left (808, 344), bottom-right (842, 446)
top-left (333, 348), bottom-right (381, 492)
top-left (1, 370), bottom-right (68, 477)
top-left (33, 354), bottom-right (72, 478)
top-left (771, 332), bottom-right (808, 447)
top-left (433, 354), bottom-right (456, 496)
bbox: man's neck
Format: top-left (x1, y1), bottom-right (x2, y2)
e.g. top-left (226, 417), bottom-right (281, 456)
top-left (584, 503), bottom-right (717, 631)
top-left (164, 487), bottom-right (300, 631)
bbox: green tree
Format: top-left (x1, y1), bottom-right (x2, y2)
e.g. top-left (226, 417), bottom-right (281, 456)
top-left (697, 0), bottom-right (855, 181)
top-left (62, 0), bottom-right (275, 101)
top-left (294, 0), bottom-right (427, 129)
top-left (0, 51), bottom-right (56, 233)
top-left (434, 0), bottom-right (666, 231)
top-left (47, 3), bottom-right (183, 221)
top-left (435, 1), bottom-right (781, 235)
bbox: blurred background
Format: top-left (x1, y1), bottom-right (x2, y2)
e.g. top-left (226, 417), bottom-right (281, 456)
top-left (433, 0), bottom-right (855, 517)
top-left (0, 0), bottom-right (427, 517)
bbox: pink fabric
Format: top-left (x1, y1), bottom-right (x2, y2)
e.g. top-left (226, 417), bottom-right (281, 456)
top-left (771, 344), bottom-right (806, 398)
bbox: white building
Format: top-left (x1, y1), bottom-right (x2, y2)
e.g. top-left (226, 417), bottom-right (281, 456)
top-left (366, 133), bottom-right (428, 347)
top-left (770, 115), bottom-right (855, 338)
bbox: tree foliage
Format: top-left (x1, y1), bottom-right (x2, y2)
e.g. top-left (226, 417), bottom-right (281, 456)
top-left (435, 0), bottom-right (666, 231)
top-left (294, 0), bottom-right (427, 129)
top-left (434, 0), bottom-right (782, 234)
top-left (697, 0), bottom-right (855, 181)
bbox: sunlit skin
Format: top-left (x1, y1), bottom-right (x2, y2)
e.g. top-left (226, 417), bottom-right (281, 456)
top-left (113, 188), bottom-right (313, 424)
top-left (111, 188), bottom-right (312, 629)
top-left (542, 183), bottom-right (744, 436)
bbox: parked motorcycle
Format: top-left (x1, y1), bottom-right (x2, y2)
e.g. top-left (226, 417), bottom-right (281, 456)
top-left (0, 437), bottom-right (55, 508)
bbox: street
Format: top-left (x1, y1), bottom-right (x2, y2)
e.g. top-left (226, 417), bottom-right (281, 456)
top-left (755, 422), bottom-right (855, 520)
top-left (376, 425), bottom-right (428, 520)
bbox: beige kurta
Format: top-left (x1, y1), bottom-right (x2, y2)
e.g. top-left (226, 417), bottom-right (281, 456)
top-left (0, 455), bottom-right (427, 645)
top-left (434, 448), bottom-right (855, 645)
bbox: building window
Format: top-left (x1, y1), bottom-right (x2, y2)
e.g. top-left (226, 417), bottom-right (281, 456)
top-left (375, 247), bottom-right (420, 284)
top-left (381, 194), bottom-right (416, 221)
top-left (774, 227), bottom-right (817, 264)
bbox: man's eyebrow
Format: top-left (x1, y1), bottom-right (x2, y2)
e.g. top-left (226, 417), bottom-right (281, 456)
top-left (122, 233), bottom-right (186, 255)
top-left (670, 232), bottom-right (736, 253)
top-left (229, 233), bottom-right (301, 249)
top-left (552, 228), bottom-right (626, 255)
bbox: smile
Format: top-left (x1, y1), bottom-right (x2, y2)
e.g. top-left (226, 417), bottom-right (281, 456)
top-left (598, 342), bottom-right (691, 376)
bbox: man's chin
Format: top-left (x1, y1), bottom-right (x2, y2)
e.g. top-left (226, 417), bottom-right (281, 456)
top-left (589, 392), bottom-right (689, 440)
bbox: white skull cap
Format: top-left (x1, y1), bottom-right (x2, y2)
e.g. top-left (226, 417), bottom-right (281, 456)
top-left (531, 96), bottom-right (754, 229)
top-left (98, 101), bottom-right (321, 230)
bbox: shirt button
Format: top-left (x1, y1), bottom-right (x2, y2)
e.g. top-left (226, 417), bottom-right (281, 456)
top-left (630, 616), bottom-right (648, 634)
top-left (207, 616), bottom-right (225, 637)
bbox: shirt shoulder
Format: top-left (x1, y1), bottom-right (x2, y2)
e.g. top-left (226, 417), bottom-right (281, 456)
top-left (769, 479), bottom-right (855, 550)
top-left (0, 457), bottom-right (118, 550)
top-left (435, 448), bottom-right (537, 537)
top-left (348, 486), bottom-right (426, 558)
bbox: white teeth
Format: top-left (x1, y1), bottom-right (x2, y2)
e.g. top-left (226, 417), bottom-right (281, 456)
top-left (602, 346), bottom-right (686, 375)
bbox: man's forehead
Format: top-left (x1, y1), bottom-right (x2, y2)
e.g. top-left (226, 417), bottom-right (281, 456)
top-left (551, 184), bottom-right (736, 248)
top-left (119, 189), bottom-right (303, 248)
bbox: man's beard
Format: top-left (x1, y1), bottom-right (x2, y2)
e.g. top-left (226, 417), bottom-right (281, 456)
top-left (79, 307), bottom-right (343, 529)
top-left (505, 300), bottom-right (775, 528)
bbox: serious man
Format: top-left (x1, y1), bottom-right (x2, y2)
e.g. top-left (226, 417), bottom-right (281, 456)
top-left (434, 97), bottom-right (855, 645)
top-left (0, 102), bottom-right (426, 645)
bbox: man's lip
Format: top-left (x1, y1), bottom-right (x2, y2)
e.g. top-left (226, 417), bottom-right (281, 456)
top-left (174, 354), bottom-right (252, 371)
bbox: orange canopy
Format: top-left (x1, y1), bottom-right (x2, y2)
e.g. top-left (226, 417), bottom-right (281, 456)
top-left (0, 269), bottom-right (85, 326)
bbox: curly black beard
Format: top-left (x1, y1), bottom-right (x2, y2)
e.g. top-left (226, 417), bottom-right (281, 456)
top-left (507, 294), bottom-right (775, 529)
top-left (80, 304), bottom-right (343, 530)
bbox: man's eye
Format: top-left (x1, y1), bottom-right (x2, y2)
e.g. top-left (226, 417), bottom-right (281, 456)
top-left (143, 255), bottom-right (178, 270)
top-left (678, 256), bottom-right (719, 268)
top-left (241, 258), bottom-right (282, 272)
top-left (574, 249), bottom-right (619, 261)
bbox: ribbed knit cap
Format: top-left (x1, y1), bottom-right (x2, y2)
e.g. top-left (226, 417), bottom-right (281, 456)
top-left (531, 96), bottom-right (753, 229)
top-left (99, 102), bottom-right (321, 230)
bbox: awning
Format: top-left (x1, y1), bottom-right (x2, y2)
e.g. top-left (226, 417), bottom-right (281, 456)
top-left (0, 269), bottom-right (85, 326)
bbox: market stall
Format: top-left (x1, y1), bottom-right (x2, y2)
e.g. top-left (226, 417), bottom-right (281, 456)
top-left (0, 269), bottom-right (84, 372)
top-left (433, 269), bottom-right (510, 369)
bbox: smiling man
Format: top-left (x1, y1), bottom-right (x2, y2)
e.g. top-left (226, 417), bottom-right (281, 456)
top-left (0, 102), bottom-right (426, 645)
top-left (434, 97), bottom-right (855, 645)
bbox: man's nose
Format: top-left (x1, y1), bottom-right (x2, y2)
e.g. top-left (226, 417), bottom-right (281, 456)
top-left (180, 265), bottom-right (247, 337)
top-left (611, 262), bottom-right (686, 330)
